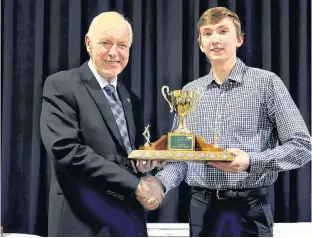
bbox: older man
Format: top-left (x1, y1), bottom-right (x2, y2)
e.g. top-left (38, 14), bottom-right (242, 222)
top-left (40, 12), bottom-right (164, 237)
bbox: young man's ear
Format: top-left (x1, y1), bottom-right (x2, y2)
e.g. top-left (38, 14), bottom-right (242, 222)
top-left (236, 35), bottom-right (244, 48)
top-left (198, 40), bottom-right (206, 53)
top-left (197, 35), bottom-right (205, 53)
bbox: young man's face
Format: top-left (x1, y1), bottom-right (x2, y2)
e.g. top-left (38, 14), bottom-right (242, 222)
top-left (199, 17), bottom-right (243, 64)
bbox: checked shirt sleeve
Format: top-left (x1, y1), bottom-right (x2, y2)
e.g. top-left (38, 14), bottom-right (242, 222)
top-left (155, 114), bottom-right (188, 193)
top-left (249, 74), bottom-right (311, 173)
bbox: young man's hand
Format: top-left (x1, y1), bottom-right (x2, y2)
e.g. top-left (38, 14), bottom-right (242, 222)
top-left (208, 148), bottom-right (250, 173)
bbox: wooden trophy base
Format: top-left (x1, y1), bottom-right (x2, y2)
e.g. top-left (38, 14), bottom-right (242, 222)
top-left (128, 134), bottom-right (234, 161)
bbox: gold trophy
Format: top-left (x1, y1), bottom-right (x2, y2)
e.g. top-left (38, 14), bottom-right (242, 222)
top-left (161, 86), bottom-right (204, 150)
top-left (128, 86), bottom-right (233, 162)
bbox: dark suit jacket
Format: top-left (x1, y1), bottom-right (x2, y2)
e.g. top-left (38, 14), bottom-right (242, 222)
top-left (40, 62), bottom-right (146, 236)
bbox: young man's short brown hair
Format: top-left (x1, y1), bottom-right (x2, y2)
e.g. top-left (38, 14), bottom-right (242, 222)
top-left (197, 7), bottom-right (244, 43)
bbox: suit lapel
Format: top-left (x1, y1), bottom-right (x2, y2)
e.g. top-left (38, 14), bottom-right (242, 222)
top-left (117, 82), bottom-right (136, 148)
top-left (78, 62), bottom-right (126, 152)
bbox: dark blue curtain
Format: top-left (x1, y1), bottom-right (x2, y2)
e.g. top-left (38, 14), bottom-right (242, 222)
top-left (1, 0), bottom-right (311, 235)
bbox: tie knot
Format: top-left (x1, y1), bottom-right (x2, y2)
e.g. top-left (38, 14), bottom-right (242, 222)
top-left (104, 84), bottom-right (115, 96)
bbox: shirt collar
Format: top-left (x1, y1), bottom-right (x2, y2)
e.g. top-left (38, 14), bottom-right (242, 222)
top-left (206, 58), bottom-right (246, 85)
top-left (88, 60), bottom-right (118, 89)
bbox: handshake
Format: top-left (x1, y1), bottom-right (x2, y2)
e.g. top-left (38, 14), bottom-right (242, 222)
top-left (135, 176), bottom-right (165, 210)
top-left (134, 160), bottom-right (167, 210)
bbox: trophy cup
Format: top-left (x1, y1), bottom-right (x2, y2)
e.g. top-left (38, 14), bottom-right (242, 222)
top-left (128, 86), bottom-right (233, 162)
top-left (161, 86), bottom-right (204, 150)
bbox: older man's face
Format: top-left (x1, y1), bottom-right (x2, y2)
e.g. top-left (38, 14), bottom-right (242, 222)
top-left (86, 17), bottom-right (131, 81)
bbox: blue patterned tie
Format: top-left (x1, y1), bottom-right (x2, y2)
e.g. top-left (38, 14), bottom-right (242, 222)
top-left (104, 84), bottom-right (137, 172)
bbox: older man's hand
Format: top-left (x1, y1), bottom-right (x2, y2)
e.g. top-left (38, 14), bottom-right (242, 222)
top-left (135, 176), bottom-right (165, 210)
top-left (136, 160), bottom-right (167, 173)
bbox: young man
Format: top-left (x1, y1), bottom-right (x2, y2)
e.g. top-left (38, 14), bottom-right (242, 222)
top-left (40, 12), bottom-right (164, 237)
top-left (155, 7), bottom-right (311, 237)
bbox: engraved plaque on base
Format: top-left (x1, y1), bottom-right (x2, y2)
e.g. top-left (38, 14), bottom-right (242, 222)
top-left (167, 132), bottom-right (195, 150)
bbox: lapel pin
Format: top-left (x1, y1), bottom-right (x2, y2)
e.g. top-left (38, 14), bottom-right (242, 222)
top-left (127, 98), bottom-right (131, 103)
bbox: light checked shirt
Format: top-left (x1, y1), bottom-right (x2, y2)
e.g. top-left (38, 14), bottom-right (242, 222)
top-left (156, 58), bottom-right (311, 192)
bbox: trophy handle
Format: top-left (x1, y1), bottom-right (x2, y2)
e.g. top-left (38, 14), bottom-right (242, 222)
top-left (161, 86), bottom-right (174, 112)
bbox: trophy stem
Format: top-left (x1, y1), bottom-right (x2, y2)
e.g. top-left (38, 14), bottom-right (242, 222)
top-left (179, 117), bottom-right (186, 129)
top-left (176, 117), bottom-right (190, 133)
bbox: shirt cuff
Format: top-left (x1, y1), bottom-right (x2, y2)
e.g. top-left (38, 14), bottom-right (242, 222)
top-left (155, 172), bottom-right (172, 194)
top-left (248, 152), bottom-right (266, 174)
